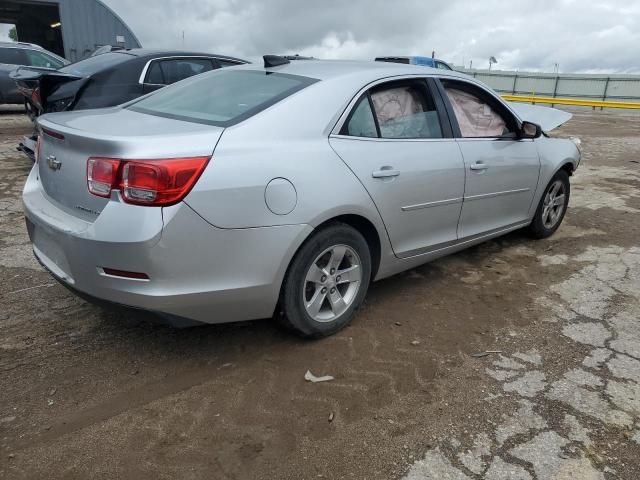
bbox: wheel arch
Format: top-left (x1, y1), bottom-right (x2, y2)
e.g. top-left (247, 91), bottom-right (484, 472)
top-left (559, 160), bottom-right (576, 177)
top-left (314, 214), bottom-right (382, 280)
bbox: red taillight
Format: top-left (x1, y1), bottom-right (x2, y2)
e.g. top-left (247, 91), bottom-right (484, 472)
top-left (31, 88), bottom-right (42, 109)
top-left (87, 156), bottom-right (210, 206)
top-left (42, 127), bottom-right (65, 140)
top-left (87, 157), bottom-right (121, 198)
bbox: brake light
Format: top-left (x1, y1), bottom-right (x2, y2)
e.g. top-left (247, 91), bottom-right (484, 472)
top-left (87, 157), bottom-right (121, 197)
top-left (86, 156), bottom-right (210, 206)
top-left (31, 88), bottom-right (42, 110)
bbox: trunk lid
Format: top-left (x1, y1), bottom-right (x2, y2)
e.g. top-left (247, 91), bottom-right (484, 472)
top-left (11, 66), bottom-right (85, 117)
top-left (37, 107), bottom-right (223, 221)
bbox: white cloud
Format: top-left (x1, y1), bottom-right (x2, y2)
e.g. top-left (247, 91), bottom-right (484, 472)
top-left (98, 0), bottom-right (639, 73)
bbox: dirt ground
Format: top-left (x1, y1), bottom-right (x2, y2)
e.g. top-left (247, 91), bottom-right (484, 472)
top-left (1, 105), bottom-right (639, 479)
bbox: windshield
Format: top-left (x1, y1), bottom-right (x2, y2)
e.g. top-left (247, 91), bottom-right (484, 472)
top-left (129, 69), bottom-right (318, 126)
top-left (59, 52), bottom-right (133, 76)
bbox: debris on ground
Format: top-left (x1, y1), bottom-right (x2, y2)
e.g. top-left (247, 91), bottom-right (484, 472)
top-left (304, 370), bottom-right (334, 383)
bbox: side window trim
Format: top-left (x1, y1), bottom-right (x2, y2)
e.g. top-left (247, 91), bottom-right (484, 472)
top-left (366, 92), bottom-right (382, 138)
top-left (434, 78), bottom-right (462, 138)
top-left (437, 77), bottom-right (521, 139)
top-left (426, 77), bottom-right (453, 139)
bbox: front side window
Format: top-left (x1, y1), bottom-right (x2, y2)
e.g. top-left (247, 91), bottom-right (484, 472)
top-left (24, 50), bottom-right (64, 69)
top-left (435, 61), bottom-right (452, 70)
top-left (130, 69), bottom-right (317, 126)
top-left (370, 82), bottom-right (443, 139)
top-left (443, 81), bottom-right (514, 137)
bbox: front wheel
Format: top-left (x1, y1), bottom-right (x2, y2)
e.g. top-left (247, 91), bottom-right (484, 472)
top-left (528, 169), bottom-right (571, 239)
top-left (278, 223), bottom-right (371, 338)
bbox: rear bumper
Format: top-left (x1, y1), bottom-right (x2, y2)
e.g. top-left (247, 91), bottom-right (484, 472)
top-left (23, 167), bottom-right (312, 324)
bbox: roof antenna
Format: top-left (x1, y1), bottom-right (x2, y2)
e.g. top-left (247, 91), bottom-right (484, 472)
top-left (263, 55), bottom-right (290, 68)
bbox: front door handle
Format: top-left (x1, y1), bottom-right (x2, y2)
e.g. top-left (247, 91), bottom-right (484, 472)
top-left (470, 162), bottom-right (489, 171)
top-left (372, 167), bottom-right (400, 178)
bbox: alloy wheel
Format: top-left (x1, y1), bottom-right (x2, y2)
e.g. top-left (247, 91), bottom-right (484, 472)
top-left (303, 244), bottom-right (362, 322)
top-left (542, 179), bottom-right (566, 229)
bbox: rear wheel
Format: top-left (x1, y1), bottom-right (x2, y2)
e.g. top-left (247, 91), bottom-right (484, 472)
top-left (278, 223), bottom-right (371, 338)
top-left (528, 170), bottom-right (570, 239)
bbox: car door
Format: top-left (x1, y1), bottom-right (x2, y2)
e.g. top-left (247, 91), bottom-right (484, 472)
top-left (330, 77), bottom-right (466, 258)
top-left (141, 57), bottom-right (216, 93)
top-left (438, 78), bottom-right (540, 239)
top-left (0, 47), bottom-right (27, 103)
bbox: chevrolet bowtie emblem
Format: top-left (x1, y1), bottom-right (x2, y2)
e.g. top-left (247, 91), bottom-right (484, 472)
top-left (47, 155), bottom-right (62, 171)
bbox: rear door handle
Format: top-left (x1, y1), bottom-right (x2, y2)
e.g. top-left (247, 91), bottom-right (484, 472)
top-left (470, 162), bottom-right (489, 171)
top-left (372, 167), bottom-right (400, 178)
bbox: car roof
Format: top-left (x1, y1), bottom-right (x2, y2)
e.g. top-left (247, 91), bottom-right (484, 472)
top-left (234, 59), bottom-right (468, 83)
top-left (0, 41), bottom-right (46, 50)
top-left (112, 49), bottom-right (248, 63)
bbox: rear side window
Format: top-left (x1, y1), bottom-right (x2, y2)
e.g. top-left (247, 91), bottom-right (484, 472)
top-left (342, 80), bottom-right (443, 139)
top-left (145, 61), bottom-right (164, 84)
top-left (130, 69), bottom-right (318, 127)
top-left (0, 47), bottom-right (25, 65)
top-left (343, 96), bottom-right (378, 138)
top-left (154, 58), bottom-right (215, 84)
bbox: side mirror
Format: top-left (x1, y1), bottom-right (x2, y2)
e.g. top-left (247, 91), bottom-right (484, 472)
top-left (520, 121), bottom-right (542, 139)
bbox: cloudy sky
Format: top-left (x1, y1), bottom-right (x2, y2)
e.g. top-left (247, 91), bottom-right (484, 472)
top-left (2, 0), bottom-right (640, 73)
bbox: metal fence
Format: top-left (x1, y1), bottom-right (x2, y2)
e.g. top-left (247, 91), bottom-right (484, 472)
top-left (459, 68), bottom-right (640, 103)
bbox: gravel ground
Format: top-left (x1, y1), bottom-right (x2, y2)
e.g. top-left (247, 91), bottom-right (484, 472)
top-left (0, 106), bottom-right (639, 479)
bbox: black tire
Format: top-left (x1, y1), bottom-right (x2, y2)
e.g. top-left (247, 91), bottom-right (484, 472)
top-left (278, 223), bottom-right (372, 338)
top-left (528, 169), bottom-right (571, 239)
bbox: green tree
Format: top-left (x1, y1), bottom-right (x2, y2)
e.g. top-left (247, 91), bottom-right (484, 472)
top-left (8, 26), bottom-right (18, 42)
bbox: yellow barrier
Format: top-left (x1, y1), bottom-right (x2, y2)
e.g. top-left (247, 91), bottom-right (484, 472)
top-left (501, 94), bottom-right (640, 110)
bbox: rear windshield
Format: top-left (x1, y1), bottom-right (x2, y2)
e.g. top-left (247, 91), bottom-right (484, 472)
top-left (59, 52), bottom-right (133, 76)
top-left (128, 69), bottom-right (318, 127)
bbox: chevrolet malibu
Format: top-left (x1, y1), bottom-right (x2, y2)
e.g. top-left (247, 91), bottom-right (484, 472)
top-left (23, 56), bottom-right (580, 337)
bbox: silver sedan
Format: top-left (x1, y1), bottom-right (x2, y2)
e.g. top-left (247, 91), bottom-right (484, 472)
top-left (23, 57), bottom-right (580, 337)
